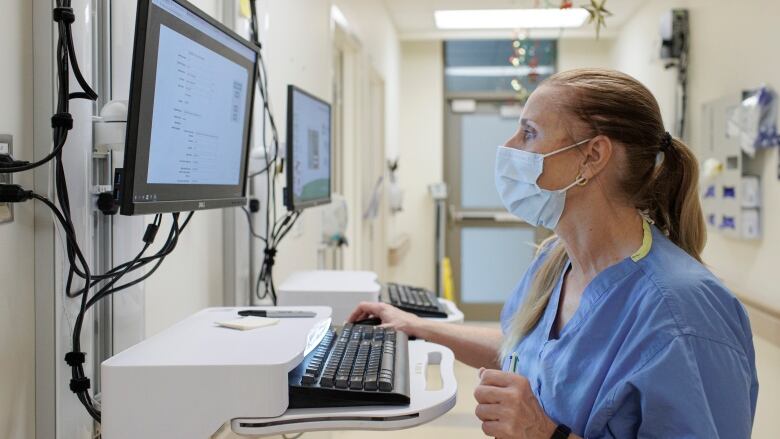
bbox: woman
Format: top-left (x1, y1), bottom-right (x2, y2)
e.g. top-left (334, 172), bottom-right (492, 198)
top-left (349, 69), bottom-right (758, 438)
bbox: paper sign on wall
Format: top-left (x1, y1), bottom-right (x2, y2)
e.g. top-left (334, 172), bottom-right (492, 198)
top-left (239, 0), bottom-right (251, 18)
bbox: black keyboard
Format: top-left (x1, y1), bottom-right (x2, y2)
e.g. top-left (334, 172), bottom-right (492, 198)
top-left (385, 283), bottom-right (448, 318)
top-left (288, 323), bottom-right (410, 408)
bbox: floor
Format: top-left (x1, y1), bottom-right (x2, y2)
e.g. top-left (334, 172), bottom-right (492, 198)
top-left (752, 335), bottom-right (780, 439)
top-left (216, 322), bottom-right (780, 439)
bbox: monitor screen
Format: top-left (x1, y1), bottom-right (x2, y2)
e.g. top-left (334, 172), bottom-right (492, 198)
top-left (121, 0), bottom-right (259, 215)
top-left (284, 86), bottom-right (332, 211)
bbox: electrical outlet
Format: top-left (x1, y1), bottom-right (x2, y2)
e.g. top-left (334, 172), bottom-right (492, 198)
top-left (0, 134), bottom-right (14, 224)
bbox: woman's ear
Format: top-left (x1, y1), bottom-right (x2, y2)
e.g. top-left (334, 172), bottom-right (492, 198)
top-left (579, 135), bottom-right (613, 180)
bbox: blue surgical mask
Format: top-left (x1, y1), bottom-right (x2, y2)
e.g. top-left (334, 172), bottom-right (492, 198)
top-left (494, 138), bottom-right (591, 230)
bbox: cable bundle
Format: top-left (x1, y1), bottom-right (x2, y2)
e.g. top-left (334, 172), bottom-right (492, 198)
top-left (1, 0), bottom-right (292, 423)
top-left (246, 0), bottom-right (302, 305)
top-left (0, 0), bottom-right (195, 422)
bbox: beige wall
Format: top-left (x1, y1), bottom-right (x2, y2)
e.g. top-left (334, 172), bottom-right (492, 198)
top-left (336, 0), bottom-right (401, 160)
top-left (558, 38), bottom-right (614, 72)
top-left (144, 213), bottom-right (225, 336)
top-left (251, 0), bottom-right (333, 286)
top-left (0, 0), bottom-right (34, 437)
top-left (387, 41), bottom-right (444, 290)
top-left (254, 0), bottom-right (401, 285)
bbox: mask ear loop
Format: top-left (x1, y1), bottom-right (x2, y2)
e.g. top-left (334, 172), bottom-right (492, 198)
top-left (558, 174), bottom-right (589, 193)
top-left (550, 138), bottom-right (594, 192)
top-left (541, 137), bottom-right (593, 158)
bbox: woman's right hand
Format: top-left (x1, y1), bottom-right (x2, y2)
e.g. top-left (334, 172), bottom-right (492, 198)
top-left (346, 302), bottom-right (425, 338)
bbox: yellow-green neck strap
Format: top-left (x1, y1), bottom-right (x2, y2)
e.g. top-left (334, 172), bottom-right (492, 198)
top-left (631, 219), bottom-right (653, 262)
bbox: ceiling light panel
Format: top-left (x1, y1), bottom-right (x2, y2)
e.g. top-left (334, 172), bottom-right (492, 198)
top-left (434, 8), bottom-right (590, 30)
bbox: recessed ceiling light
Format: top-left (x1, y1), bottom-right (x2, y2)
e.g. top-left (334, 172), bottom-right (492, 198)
top-left (434, 8), bottom-right (590, 30)
top-left (331, 5), bottom-right (350, 30)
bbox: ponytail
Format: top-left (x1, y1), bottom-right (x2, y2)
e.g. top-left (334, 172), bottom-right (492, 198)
top-left (647, 137), bottom-right (706, 262)
top-left (499, 69), bottom-right (707, 361)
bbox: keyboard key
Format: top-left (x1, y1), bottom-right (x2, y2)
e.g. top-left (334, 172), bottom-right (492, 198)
top-left (379, 376), bottom-right (393, 391)
top-left (349, 377), bottom-right (363, 390)
top-left (335, 375), bottom-right (349, 388)
top-left (364, 375), bottom-right (378, 390)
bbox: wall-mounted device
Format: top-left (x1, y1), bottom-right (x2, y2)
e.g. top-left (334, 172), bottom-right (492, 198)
top-left (660, 8), bottom-right (690, 138)
top-left (284, 85), bottom-right (332, 211)
top-left (120, 0), bottom-right (260, 215)
top-left (0, 135), bottom-right (14, 224)
top-left (701, 95), bottom-right (762, 240)
top-left (660, 9), bottom-right (689, 60)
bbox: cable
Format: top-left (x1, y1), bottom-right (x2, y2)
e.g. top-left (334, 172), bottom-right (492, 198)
top-left (43, 1), bottom-right (104, 421)
top-left (11, 1), bottom-right (193, 422)
top-left (0, 2), bottom-right (96, 174)
top-left (63, 215), bottom-right (162, 298)
top-left (247, 0), bottom-right (301, 305)
top-left (85, 213), bottom-right (194, 310)
top-left (664, 11), bottom-right (689, 140)
top-left (677, 36), bottom-right (689, 139)
top-left (31, 192), bottom-right (100, 421)
top-left (254, 211), bottom-right (300, 304)
top-left (34, 187), bottom-right (193, 423)
top-left (65, 214), bottom-right (183, 298)
top-left (246, 161), bottom-right (274, 179)
top-left (242, 206), bottom-right (267, 242)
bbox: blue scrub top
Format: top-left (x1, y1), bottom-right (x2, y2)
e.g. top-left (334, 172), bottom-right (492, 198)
top-left (500, 223), bottom-right (758, 438)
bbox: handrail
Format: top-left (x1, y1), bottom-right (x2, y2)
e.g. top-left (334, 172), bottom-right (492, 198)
top-left (735, 292), bottom-right (780, 322)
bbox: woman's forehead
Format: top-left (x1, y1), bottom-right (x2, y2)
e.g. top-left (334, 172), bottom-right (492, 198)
top-left (522, 86), bottom-right (568, 127)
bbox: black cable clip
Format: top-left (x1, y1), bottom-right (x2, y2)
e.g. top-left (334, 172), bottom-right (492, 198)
top-left (52, 7), bottom-right (76, 25)
top-left (264, 248), bottom-right (277, 267)
top-left (97, 192), bottom-right (119, 216)
top-left (51, 112), bottom-right (74, 130)
top-left (69, 377), bottom-right (91, 393)
top-left (65, 351), bottom-right (86, 367)
top-left (65, 351), bottom-right (87, 367)
top-left (248, 198), bottom-right (261, 213)
top-left (143, 223), bottom-right (160, 244)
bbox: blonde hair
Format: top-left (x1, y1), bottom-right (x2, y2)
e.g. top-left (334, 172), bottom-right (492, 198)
top-left (500, 69), bottom-right (707, 359)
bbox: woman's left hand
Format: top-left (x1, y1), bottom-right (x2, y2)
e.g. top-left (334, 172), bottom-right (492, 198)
top-left (474, 368), bottom-right (557, 438)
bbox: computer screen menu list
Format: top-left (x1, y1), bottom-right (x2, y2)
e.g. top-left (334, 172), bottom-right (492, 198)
top-left (292, 91), bottom-right (331, 203)
top-left (146, 25), bottom-right (249, 186)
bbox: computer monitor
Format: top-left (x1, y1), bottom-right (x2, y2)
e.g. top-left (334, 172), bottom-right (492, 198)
top-left (120, 0), bottom-right (260, 215)
top-left (284, 85), bottom-right (332, 211)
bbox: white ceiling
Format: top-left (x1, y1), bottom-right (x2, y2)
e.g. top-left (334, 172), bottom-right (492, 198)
top-left (382, 0), bottom-right (646, 40)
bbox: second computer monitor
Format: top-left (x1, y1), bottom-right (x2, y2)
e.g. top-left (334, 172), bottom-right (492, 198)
top-left (284, 85), bottom-right (332, 211)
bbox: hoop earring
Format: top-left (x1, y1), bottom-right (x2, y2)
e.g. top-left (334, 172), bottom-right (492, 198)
top-left (576, 175), bottom-right (589, 186)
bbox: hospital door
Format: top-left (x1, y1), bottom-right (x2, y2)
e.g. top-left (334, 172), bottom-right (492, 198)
top-left (445, 101), bottom-right (548, 320)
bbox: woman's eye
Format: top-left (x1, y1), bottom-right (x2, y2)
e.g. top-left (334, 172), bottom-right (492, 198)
top-left (523, 129), bottom-right (536, 142)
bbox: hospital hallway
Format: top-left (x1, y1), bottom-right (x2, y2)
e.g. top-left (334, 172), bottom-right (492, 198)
top-left (2, 0), bottom-right (780, 438)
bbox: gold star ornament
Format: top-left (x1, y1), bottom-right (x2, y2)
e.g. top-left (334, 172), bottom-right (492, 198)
top-left (582, 0), bottom-right (613, 39)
